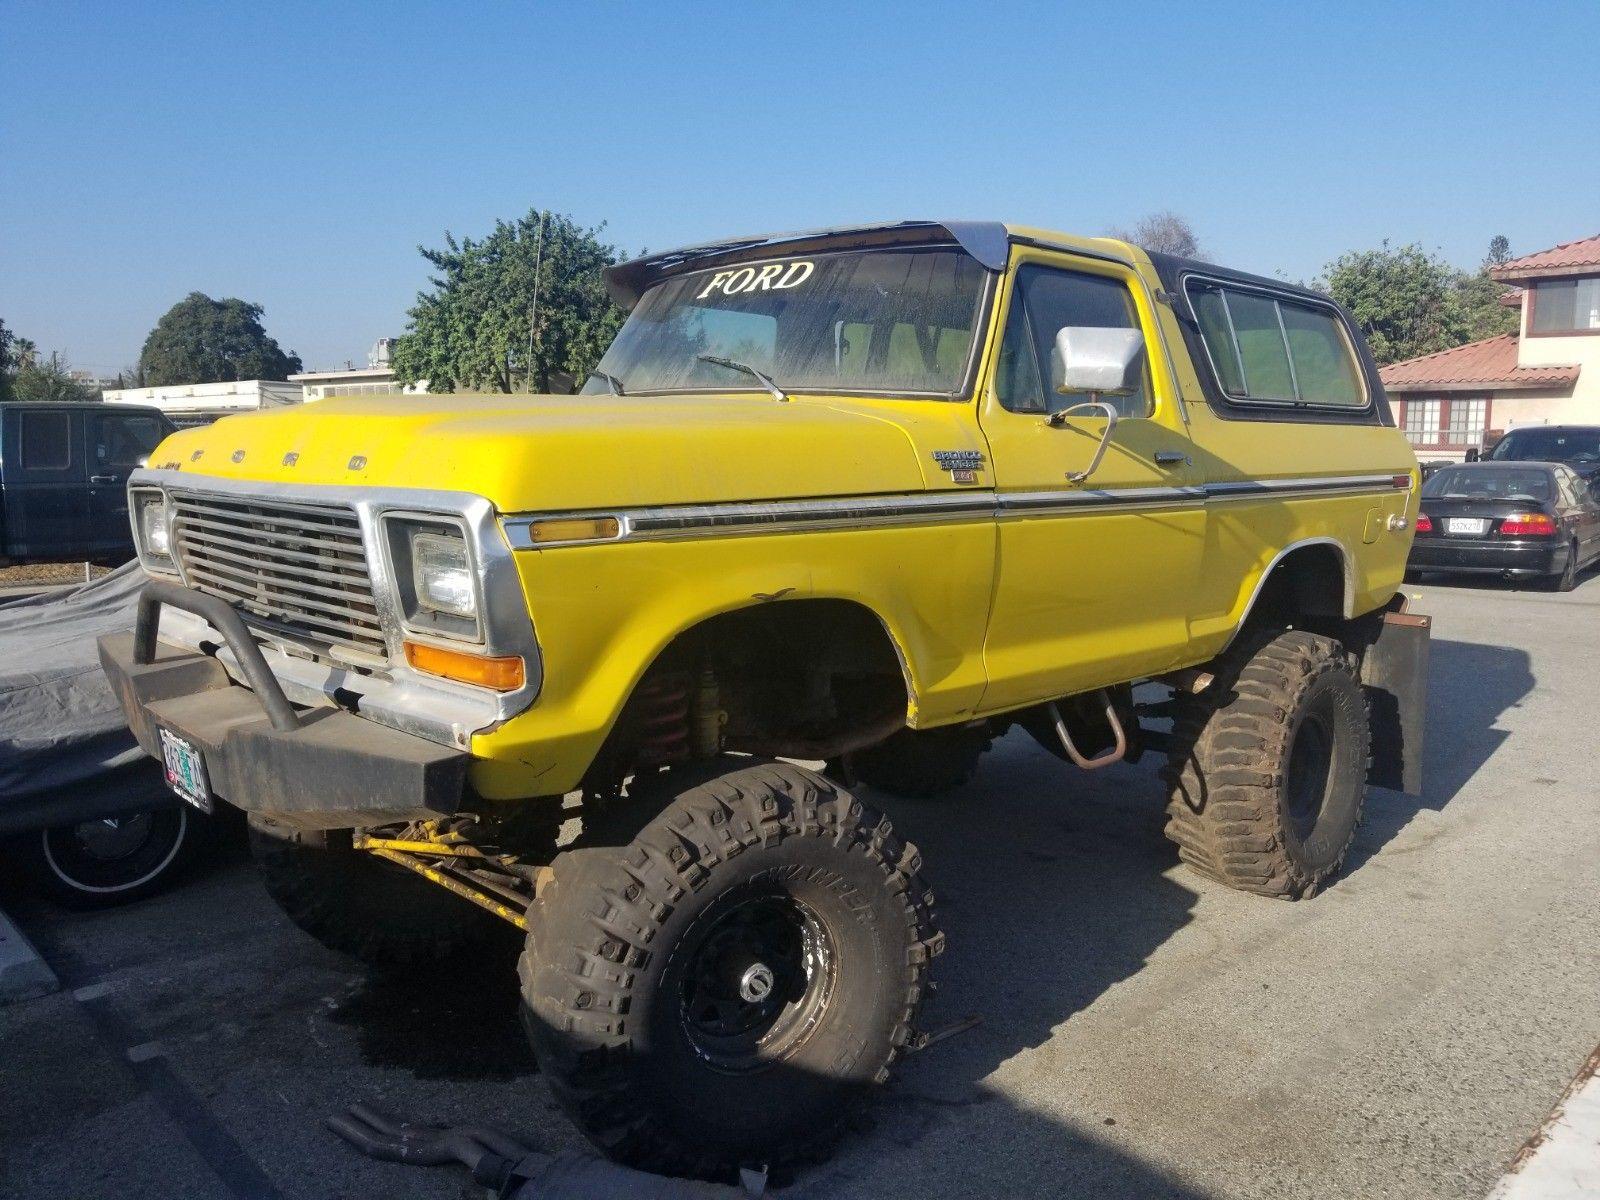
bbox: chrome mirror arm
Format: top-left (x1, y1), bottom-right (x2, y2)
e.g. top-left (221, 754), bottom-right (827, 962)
top-left (1049, 401), bottom-right (1120, 484)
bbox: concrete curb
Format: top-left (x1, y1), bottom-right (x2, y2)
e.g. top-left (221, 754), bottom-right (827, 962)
top-left (0, 905), bottom-right (59, 1004)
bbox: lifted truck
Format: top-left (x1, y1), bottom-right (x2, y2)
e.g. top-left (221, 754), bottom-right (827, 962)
top-left (100, 220), bottom-right (1428, 1177)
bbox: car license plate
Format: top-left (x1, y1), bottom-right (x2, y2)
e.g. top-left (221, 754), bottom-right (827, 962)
top-left (158, 728), bottom-right (213, 813)
top-left (1446, 517), bottom-right (1489, 536)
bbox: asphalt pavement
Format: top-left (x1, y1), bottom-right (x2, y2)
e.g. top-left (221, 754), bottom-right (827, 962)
top-left (2, 573), bottom-right (1598, 1200)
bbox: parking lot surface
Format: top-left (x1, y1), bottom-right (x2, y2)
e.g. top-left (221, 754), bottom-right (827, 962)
top-left (2, 576), bottom-right (1598, 1200)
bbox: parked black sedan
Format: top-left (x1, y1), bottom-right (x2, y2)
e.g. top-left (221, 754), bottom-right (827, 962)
top-left (1409, 462), bottom-right (1600, 591)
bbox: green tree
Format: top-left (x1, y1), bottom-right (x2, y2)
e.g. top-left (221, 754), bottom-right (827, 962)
top-left (1318, 241), bottom-right (1516, 365)
top-left (10, 351), bottom-right (101, 403)
top-left (391, 209), bottom-right (625, 393)
top-left (138, 293), bottom-right (302, 385)
top-left (0, 317), bottom-right (16, 403)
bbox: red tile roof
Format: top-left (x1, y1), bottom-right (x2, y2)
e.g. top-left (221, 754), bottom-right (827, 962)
top-left (1490, 233), bottom-right (1600, 282)
top-left (1379, 334), bottom-right (1580, 393)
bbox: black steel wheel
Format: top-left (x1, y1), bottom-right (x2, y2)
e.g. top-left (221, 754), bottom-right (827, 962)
top-left (520, 760), bottom-right (941, 1177)
top-left (27, 806), bottom-right (197, 909)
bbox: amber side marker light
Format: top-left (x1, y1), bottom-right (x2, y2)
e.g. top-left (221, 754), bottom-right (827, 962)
top-left (522, 515), bottom-right (622, 545)
top-left (404, 641), bottom-right (525, 690)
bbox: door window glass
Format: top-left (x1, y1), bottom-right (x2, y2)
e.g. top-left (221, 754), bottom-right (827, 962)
top-left (95, 414), bottom-right (164, 467)
top-left (995, 264), bottom-right (1151, 417)
top-left (19, 411), bottom-right (72, 469)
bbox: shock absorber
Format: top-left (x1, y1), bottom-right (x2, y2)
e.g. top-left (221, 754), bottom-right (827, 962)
top-left (634, 670), bottom-right (691, 766)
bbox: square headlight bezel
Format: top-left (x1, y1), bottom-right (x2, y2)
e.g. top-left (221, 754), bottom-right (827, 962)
top-left (130, 487), bottom-right (180, 576)
top-left (380, 512), bottom-right (485, 646)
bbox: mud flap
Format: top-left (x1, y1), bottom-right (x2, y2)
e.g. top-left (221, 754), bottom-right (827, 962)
top-left (1356, 603), bottom-right (1430, 795)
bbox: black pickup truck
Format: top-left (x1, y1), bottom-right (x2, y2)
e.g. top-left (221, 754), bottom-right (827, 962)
top-left (0, 402), bottom-right (175, 565)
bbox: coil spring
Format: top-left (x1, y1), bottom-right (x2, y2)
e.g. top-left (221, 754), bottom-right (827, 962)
top-left (635, 671), bottom-right (691, 765)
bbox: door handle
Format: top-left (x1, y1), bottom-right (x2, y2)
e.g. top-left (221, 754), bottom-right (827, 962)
top-left (90, 474), bottom-right (119, 484)
top-left (1153, 450), bottom-right (1192, 467)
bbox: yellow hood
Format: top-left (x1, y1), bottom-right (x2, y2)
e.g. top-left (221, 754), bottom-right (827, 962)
top-left (147, 391), bottom-right (973, 513)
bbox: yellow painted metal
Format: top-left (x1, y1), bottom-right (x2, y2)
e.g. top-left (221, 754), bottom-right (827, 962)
top-left (142, 224), bottom-right (1417, 803)
top-left (352, 836), bottom-right (490, 858)
top-left (365, 846), bottom-right (529, 929)
top-left (974, 244), bottom-right (1205, 709)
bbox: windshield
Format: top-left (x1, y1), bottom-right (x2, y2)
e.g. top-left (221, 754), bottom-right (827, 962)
top-left (1422, 467), bottom-right (1552, 502)
top-left (583, 247), bottom-right (990, 397)
top-left (1486, 427), bottom-right (1600, 464)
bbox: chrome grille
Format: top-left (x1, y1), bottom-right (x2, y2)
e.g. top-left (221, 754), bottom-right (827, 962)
top-left (169, 492), bottom-right (388, 663)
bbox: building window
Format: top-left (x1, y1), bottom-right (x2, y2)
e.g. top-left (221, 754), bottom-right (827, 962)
top-left (1529, 277), bottom-right (1600, 334)
top-left (1402, 399), bottom-right (1440, 446)
top-left (1443, 398), bottom-right (1488, 446)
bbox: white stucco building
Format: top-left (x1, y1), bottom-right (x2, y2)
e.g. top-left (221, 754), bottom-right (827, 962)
top-left (1381, 233), bottom-right (1600, 461)
top-left (290, 338), bottom-right (428, 400)
top-left (101, 379), bottom-right (301, 426)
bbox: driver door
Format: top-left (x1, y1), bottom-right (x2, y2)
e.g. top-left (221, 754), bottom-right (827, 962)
top-left (978, 250), bottom-right (1205, 710)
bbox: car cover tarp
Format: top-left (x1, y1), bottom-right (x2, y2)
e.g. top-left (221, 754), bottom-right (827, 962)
top-left (0, 564), bottom-right (171, 834)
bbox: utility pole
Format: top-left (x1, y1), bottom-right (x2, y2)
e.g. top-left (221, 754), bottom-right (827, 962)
top-left (527, 211), bottom-right (546, 392)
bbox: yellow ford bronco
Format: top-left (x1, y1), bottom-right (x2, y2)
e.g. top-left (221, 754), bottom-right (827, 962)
top-left (101, 220), bottom-right (1428, 1176)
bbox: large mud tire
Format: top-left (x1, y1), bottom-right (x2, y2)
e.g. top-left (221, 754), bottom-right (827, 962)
top-left (249, 819), bottom-right (507, 968)
top-left (1162, 629), bottom-right (1369, 900)
top-left (519, 760), bottom-right (942, 1177)
top-left (839, 725), bottom-right (990, 799)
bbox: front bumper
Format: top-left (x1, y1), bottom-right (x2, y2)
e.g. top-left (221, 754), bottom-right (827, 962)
top-left (98, 583), bottom-right (468, 831)
top-left (1409, 537), bottom-right (1565, 576)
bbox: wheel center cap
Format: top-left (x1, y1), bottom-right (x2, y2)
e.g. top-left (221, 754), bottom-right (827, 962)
top-left (739, 963), bottom-right (775, 1003)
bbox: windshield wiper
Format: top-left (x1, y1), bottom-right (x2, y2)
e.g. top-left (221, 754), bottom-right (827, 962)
top-left (695, 354), bottom-right (788, 402)
top-left (589, 370), bottom-right (626, 396)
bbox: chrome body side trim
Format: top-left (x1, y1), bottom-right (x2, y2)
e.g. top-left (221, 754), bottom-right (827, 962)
top-left (503, 474), bottom-right (1406, 549)
top-left (127, 468), bottom-right (541, 750)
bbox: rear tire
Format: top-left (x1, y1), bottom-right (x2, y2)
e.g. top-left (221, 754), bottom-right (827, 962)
top-left (24, 805), bottom-right (200, 910)
top-left (1162, 629), bottom-right (1370, 899)
top-left (1546, 542), bottom-right (1579, 592)
top-left (835, 725), bottom-right (989, 799)
top-left (249, 819), bottom-right (507, 968)
top-left (519, 760), bottom-right (941, 1177)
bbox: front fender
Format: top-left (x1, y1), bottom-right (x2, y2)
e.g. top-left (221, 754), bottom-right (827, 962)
top-left (468, 521), bottom-right (993, 799)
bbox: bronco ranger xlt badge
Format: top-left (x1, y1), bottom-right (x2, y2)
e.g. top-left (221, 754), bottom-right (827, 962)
top-left (100, 218), bottom-right (1427, 1179)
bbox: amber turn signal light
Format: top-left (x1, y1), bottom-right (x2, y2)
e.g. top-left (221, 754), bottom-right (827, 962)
top-left (521, 515), bottom-right (622, 545)
top-left (404, 641), bottom-right (525, 690)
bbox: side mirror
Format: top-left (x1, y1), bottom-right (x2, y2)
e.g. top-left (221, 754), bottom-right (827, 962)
top-left (1050, 327), bottom-right (1145, 396)
top-left (1464, 447), bottom-right (1480, 462)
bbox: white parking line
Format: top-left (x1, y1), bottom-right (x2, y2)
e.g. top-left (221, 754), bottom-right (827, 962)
top-left (1489, 1047), bottom-right (1600, 1199)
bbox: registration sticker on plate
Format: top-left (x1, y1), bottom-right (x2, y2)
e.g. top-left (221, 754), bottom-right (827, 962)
top-left (158, 728), bottom-right (213, 813)
top-left (1446, 517), bottom-right (1490, 536)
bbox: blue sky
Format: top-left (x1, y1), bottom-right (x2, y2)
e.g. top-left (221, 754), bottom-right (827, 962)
top-left (3, 0), bottom-right (1597, 376)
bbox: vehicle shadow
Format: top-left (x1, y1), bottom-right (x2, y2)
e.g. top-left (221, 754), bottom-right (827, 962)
top-left (1343, 635), bottom-right (1533, 877)
top-left (781, 735), bottom-right (1207, 1196)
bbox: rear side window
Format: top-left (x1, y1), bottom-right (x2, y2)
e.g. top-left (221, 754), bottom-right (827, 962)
top-left (19, 411), bottom-right (72, 470)
top-left (1188, 281), bottom-right (1366, 409)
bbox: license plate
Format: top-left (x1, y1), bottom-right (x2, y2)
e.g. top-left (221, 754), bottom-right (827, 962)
top-left (1446, 517), bottom-right (1489, 536)
top-left (158, 728), bottom-right (213, 813)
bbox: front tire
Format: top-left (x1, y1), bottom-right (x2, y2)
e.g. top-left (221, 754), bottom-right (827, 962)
top-left (1162, 629), bottom-right (1370, 899)
top-left (249, 819), bottom-right (507, 968)
top-left (519, 760), bottom-right (941, 1177)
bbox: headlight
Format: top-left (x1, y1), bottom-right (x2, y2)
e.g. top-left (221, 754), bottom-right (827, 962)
top-left (383, 516), bottom-right (482, 642)
top-left (412, 532), bottom-right (475, 618)
top-left (132, 489), bottom-right (176, 572)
